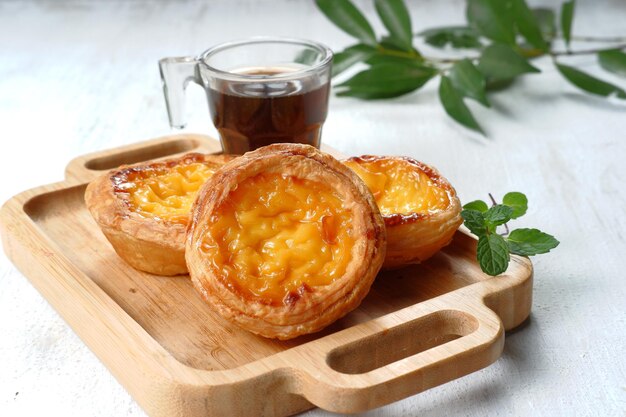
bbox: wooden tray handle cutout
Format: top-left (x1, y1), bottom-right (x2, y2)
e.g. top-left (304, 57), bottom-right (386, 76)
top-left (292, 302), bottom-right (504, 414)
top-left (63, 134), bottom-right (222, 183)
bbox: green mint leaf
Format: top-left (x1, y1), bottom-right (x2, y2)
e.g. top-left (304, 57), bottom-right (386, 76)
top-left (316, 0), bottom-right (377, 46)
top-left (478, 43), bottom-right (541, 82)
top-left (374, 0), bottom-right (413, 51)
top-left (598, 49), bottom-right (626, 78)
top-left (477, 234), bottom-right (510, 276)
top-left (502, 191), bottom-right (528, 219)
top-left (507, 228), bottom-right (560, 256)
top-left (532, 8), bottom-right (557, 39)
top-left (438, 75), bottom-right (484, 133)
top-left (332, 44), bottom-right (377, 76)
top-left (484, 204), bottom-right (514, 228)
top-left (560, 0), bottom-right (575, 48)
top-left (337, 63), bottom-right (436, 99)
top-left (466, 0), bottom-right (516, 45)
top-left (512, 0), bottom-right (548, 51)
top-left (461, 209), bottom-right (488, 236)
top-left (556, 63), bottom-right (626, 99)
top-left (418, 26), bottom-right (482, 49)
top-left (449, 59), bottom-right (490, 107)
top-left (463, 200), bottom-right (489, 213)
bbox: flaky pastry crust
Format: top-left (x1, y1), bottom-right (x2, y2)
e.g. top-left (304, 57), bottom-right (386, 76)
top-left (344, 156), bottom-right (462, 269)
top-left (186, 144), bottom-right (386, 339)
top-left (84, 153), bottom-right (235, 275)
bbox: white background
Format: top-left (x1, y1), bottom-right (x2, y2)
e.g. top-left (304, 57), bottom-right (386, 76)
top-left (1, 0), bottom-right (625, 416)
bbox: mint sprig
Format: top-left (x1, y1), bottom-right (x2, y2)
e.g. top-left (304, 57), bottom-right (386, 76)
top-left (462, 192), bottom-right (559, 276)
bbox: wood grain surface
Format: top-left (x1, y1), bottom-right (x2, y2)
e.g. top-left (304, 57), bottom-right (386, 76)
top-left (1, 135), bottom-right (532, 416)
top-left (1, 1), bottom-right (625, 416)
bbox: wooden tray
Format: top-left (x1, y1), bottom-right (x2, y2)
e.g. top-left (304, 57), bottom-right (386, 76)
top-left (0, 134), bottom-right (533, 417)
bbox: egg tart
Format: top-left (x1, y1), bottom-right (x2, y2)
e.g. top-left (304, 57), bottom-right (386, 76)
top-left (186, 144), bottom-right (386, 339)
top-left (85, 153), bottom-right (235, 275)
top-left (344, 156), bottom-right (462, 269)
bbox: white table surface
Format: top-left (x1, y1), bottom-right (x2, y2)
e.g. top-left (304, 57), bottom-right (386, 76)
top-left (1, 1), bottom-right (625, 416)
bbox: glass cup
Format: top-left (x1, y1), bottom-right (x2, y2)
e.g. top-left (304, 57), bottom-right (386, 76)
top-left (159, 37), bottom-right (333, 154)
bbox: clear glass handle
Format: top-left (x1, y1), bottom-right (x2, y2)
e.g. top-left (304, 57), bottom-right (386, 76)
top-left (158, 56), bottom-right (201, 129)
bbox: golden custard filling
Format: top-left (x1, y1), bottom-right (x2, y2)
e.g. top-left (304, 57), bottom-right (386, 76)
top-left (201, 173), bottom-right (354, 304)
top-left (118, 162), bottom-right (217, 224)
top-left (344, 158), bottom-right (450, 216)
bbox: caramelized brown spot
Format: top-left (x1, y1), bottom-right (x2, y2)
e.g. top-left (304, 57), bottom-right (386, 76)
top-left (284, 283), bottom-right (313, 305)
top-left (298, 282), bottom-right (313, 295)
top-left (384, 212), bottom-right (428, 226)
top-left (283, 291), bottom-right (300, 306)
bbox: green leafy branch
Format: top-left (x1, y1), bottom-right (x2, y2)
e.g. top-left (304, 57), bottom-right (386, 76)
top-left (316, 0), bottom-right (626, 134)
top-left (462, 192), bottom-right (559, 276)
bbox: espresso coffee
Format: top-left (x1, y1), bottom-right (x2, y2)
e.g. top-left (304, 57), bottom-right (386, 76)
top-left (207, 66), bottom-right (330, 154)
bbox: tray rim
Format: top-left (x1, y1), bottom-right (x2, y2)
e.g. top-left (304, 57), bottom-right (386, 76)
top-left (0, 134), bottom-right (533, 416)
